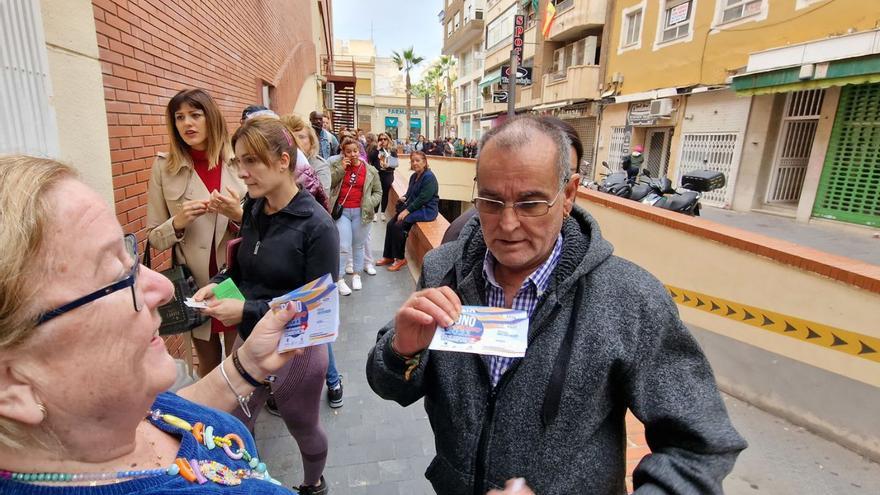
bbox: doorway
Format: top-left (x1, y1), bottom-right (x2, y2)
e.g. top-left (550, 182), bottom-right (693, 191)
top-left (644, 128), bottom-right (672, 177)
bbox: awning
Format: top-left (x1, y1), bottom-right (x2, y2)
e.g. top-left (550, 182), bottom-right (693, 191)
top-left (732, 54), bottom-right (880, 96)
top-left (479, 69), bottom-right (503, 90)
top-left (532, 101), bottom-right (570, 111)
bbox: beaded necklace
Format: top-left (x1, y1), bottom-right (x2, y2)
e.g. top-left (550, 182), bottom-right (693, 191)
top-left (0, 409), bottom-right (281, 488)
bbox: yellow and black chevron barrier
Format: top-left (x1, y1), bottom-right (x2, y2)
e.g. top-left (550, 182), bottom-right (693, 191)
top-left (666, 285), bottom-right (879, 364)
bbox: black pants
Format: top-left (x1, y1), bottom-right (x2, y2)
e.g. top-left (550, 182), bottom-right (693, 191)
top-left (378, 170), bottom-right (395, 212)
top-left (383, 220), bottom-right (413, 260)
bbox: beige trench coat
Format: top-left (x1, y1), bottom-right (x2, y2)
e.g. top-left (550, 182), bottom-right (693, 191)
top-left (146, 152), bottom-right (246, 340)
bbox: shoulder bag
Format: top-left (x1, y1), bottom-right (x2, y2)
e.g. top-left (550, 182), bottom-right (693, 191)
top-left (332, 164), bottom-right (359, 220)
top-left (144, 239), bottom-right (207, 335)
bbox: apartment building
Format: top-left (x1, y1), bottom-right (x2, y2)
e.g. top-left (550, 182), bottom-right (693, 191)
top-left (334, 39), bottom-right (438, 141)
top-left (477, 0), bottom-right (606, 175)
top-left (442, 0), bottom-right (486, 140)
top-left (598, 0), bottom-right (880, 228)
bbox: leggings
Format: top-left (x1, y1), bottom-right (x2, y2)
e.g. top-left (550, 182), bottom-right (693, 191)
top-left (378, 170), bottom-right (395, 213)
top-left (232, 338), bottom-right (329, 486)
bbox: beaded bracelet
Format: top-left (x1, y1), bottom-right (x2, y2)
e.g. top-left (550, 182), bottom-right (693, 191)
top-left (232, 350), bottom-right (263, 388)
top-left (219, 359), bottom-right (253, 418)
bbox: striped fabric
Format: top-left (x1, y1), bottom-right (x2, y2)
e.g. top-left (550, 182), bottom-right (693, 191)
top-left (482, 234), bottom-right (563, 387)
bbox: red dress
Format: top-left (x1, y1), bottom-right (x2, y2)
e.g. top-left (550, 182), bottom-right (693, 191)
top-left (190, 149), bottom-right (234, 334)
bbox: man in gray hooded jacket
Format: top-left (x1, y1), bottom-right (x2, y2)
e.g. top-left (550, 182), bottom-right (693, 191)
top-left (366, 116), bottom-right (746, 495)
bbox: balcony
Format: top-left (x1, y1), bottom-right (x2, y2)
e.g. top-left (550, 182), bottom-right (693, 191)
top-left (443, 9), bottom-right (485, 55)
top-left (541, 64), bottom-right (600, 103)
top-left (546, 0), bottom-right (606, 43)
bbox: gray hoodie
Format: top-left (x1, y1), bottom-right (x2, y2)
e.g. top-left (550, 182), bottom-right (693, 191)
top-left (366, 205), bottom-right (746, 495)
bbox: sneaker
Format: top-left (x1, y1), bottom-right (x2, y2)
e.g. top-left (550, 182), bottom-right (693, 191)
top-left (337, 279), bottom-right (352, 296)
top-left (265, 394), bottom-right (281, 417)
top-left (375, 257), bottom-right (394, 266)
top-left (372, 214), bottom-right (378, 222)
top-left (297, 475), bottom-right (328, 495)
top-left (344, 261), bottom-right (354, 274)
top-left (327, 379), bottom-right (343, 408)
top-left (364, 263), bottom-right (376, 276)
top-left (388, 259), bottom-right (408, 272)
top-left (351, 274), bottom-right (362, 291)
top-left (380, 212), bottom-right (386, 222)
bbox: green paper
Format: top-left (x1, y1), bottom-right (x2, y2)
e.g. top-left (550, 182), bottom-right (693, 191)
top-left (212, 278), bottom-right (246, 301)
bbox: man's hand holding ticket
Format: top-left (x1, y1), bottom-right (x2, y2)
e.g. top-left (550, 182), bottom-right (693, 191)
top-left (429, 306), bottom-right (528, 357)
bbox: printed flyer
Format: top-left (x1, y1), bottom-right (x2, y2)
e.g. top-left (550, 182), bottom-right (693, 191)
top-left (269, 274), bottom-right (339, 353)
top-left (428, 306), bottom-right (529, 358)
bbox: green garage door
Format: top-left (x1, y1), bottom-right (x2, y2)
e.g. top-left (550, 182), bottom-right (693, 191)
top-left (813, 84), bottom-right (880, 227)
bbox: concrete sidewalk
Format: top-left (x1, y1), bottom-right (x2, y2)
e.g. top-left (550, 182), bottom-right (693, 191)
top-left (253, 223), bottom-right (880, 494)
top-left (700, 206), bottom-right (880, 266)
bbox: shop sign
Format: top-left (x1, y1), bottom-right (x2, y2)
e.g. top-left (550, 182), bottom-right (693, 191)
top-left (384, 117), bottom-right (399, 127)
top-left (500, 65), bottom-right (533, 86)
top-left (556, 103), bottom-right (593, 119)
top-left (387, 108), bottom-right (420, 115)
top-left (512, 15), bottom-right (525, 64)
top-left (627, 101), bottom-right (656, 126)
top-left (492, 91), bottom-right (509, 103)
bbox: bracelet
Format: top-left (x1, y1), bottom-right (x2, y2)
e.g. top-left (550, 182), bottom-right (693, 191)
top-left (391, 334), bottom-right (422, 382)
top-left (219, 359), bottom-right (252, 418)
top-left (232, 350), bottom-right (263, 388)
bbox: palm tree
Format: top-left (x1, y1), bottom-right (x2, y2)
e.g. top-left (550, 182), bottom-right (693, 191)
top-left (437, 55), bottom-right (457, 137)
top-left (392, 47), bottom-right (424, 140)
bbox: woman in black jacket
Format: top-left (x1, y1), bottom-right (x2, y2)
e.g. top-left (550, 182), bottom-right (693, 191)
top-left (368, 132), bottom-right (398, 222)
top-left (194, 117), bottom-right (338, 495)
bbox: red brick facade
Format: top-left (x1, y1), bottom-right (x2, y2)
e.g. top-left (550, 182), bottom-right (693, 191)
top-left (92, 0), bottom-right (320, 357)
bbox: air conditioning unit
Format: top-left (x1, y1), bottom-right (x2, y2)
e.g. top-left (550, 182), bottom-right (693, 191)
top-left (649, 98), bottom-right (673, 117)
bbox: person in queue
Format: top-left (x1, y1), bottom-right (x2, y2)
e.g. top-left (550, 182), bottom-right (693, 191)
top-left (366, 116), bottom-right (746, 494)
top-left (193, 117), bottom-right (338, 495)
top-left (330, 137), bottom-right (382, 296)
top-left (309, 110), bottom-right (338, 160)
top-left (282, 114), bottom-right (332, 194)
top-left (146, 88), bottom-right (246, 377)
top-left (0, 155), bottom-right (312, 493)
top-left (376, 151), bottom-right (438, 272)
top-left (368, 132), bottom-right (398, 223)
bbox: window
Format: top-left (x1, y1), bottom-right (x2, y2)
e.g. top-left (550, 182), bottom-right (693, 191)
top-left (447, 21), bottom-right (453, 38)
top-left (720, 0), bottom-right (762, 23)
top-left (554, 0), bottom-right (574, 11)
top-left (455, 11), bottom-right (461, 30)
top-left (623, 9), bottom-right (642, 47)
top-left (462, 51), bottom-right (472, 76)
top-left (660, 0), bottom-right (693, 42)
top-left (461, 84), bottom-right (472, 113)
top-left (475, 82), bottom-right (483, 110)
top-left (486, 6), bottom-right (515, 50)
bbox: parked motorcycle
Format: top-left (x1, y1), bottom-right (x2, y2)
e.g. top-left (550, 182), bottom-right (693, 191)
top-left (591, 162), bottom-right (725, 216)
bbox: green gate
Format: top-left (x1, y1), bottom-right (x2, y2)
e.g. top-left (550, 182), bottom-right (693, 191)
top-left (813, 84), bottom-right (880, 227)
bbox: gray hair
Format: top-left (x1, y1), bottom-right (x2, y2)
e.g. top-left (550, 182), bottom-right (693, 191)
top-left (476, 116), bottom-right (572, 189)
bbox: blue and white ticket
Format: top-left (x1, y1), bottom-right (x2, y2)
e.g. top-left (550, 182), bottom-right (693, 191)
top-left (428, 306), bottom-right (529, 358)
top-left (269, 274), bottom-right (339, 353)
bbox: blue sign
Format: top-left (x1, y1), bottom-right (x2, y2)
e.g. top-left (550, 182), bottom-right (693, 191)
top-left (410, 118), bottom-right (421, 129)
top-left (384, 117), bottom-right (399, 127)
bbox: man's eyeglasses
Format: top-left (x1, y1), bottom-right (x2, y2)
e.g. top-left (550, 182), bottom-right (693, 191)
top-left (36, 234), bottom-right (143, 325)
top-left (472, 185), bottom-right (565, 218)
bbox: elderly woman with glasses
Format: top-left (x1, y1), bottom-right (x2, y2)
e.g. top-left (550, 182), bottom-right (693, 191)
top-left (367, 132), bottom-right (398, 222)
top-left (0, 155), bottom-right (310, 494)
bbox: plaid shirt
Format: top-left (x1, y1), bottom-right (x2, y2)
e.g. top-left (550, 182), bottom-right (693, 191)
top-left (482, 234), bottom-right (563, 387)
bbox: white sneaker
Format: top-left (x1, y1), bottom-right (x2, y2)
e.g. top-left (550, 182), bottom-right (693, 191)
top-left (380, 212), bottom-right (386, 222)
top-left (364, 264), bottom-right (376, 276)
top-left (345, 262), bottom-right (354, 275)
top-left (372, 215), bottom-right (378, 222)
top-left (337, 279), bottom-right (352, 296)
top-left (351, 274), bottom-right (362, 291)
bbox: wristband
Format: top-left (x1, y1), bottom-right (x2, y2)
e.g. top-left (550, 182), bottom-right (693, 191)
top-left (232, 350), bottom-right (263, 388)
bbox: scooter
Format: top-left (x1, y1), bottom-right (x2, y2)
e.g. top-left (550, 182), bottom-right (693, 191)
top-left (593, 162), bottom-right (725, 217)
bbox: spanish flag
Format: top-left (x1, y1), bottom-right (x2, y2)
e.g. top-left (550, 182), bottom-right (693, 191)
top-left (541, 1), bottom-right (557, 38)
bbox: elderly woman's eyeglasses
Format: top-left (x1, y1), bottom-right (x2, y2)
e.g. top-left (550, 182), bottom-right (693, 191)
top-left (36, 234), bottom-right (143, 325)
top-left (472, 185), bottom-right (565, 218)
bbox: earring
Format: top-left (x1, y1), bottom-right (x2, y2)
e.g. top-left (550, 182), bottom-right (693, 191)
top-left (36, 403), bottom-right (47, 423)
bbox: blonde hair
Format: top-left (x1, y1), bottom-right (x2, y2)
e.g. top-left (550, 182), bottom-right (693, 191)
top-left (164, 88), bottom-right (232, 174)
top-left (279, 114), bottom-right (319, 159)
top-left (0, 155), bottom-right (76, 448)
top-left (231, 117), bottom-right (299, 173)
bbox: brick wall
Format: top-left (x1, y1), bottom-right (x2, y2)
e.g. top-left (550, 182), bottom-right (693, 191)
top-left (92, 0), bottom-right (318, 358)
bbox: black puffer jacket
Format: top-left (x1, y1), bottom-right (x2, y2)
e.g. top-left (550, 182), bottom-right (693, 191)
top-left (213, 190), bottom-right (339, 339)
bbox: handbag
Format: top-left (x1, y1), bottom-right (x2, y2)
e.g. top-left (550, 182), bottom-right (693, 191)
top-left (144, 239), bottom-right (207, 335)
top-left (332, 165), bottom-right (359, 220)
